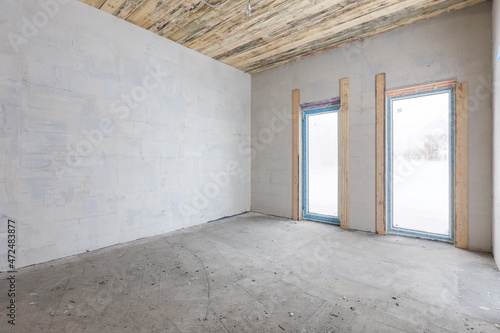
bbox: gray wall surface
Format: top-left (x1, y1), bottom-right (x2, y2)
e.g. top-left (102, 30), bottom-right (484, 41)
top-left (493, 1), bottom-right (500, 267)
top-left (252, 3), bottom-right (492, 251)
top-left (0, 0), bottom-right (251, 270)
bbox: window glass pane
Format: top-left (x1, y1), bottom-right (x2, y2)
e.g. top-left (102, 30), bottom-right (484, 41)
top-left (307, 112), bottom-right (338, 216)
top-left (391, 92), bottom-right (451, 236)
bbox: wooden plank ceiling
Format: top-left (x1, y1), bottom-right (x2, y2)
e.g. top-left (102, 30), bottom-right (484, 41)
top-left (80, 0), bottom-right (487, 73)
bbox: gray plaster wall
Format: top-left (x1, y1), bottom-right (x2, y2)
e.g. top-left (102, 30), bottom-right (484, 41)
top-left (252, 3), bottom-right (492, 251)
top-left (493, 1), bottom-right (500, 267)
top-left (0, 0), bottom-right (251, 270)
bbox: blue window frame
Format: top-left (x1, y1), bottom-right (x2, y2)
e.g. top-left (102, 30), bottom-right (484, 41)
top-left (302, 105), bottom-right (340, 224)
top-left (387, 86), bottom-right (455, 242)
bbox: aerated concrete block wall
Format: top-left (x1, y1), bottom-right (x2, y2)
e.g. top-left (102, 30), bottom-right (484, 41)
top-left (493, 1), bottom-right (500, 267)
top-left (252, 3), bottom-right (492, 251)
top-left (0, 0), bottom-right (251, 270)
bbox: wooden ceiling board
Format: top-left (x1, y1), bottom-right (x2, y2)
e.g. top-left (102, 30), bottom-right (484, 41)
top-left (99, 0), bottom-right (127, 14)
top-left (228, 0), bottom-right (445, 67)
top-left (214, 0), bottom-right (398, 63)
top-left (242, 0), bottom-right (487, 72)
top-left (115, 0), bottom-right (148, 19)
top-left (79, 0), bottom-right (489, 73)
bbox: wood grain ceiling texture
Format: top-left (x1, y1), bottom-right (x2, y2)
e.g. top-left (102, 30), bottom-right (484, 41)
top-left (80, 0), bottom-right (488, 73)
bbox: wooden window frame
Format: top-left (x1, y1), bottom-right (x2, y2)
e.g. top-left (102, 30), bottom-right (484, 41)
top-left (375, 75), bottom-right (468, 248)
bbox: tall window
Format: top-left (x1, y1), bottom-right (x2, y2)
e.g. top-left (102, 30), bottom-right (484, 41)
top-left (302, 100), bottom-right (340, 224)
top-left (387, 86), bottom-right (454, 241)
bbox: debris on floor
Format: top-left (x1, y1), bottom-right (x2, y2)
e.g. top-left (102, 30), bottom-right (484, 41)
top-left (3, 213), bottom-right (499, 332)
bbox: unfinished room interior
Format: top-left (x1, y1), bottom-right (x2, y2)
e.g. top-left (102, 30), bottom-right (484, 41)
top-left (1, 0), bottom-right (500, 331)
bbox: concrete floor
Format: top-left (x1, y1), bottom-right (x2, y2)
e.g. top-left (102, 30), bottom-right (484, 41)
top-left (1, 212), bottom-right (500, 333)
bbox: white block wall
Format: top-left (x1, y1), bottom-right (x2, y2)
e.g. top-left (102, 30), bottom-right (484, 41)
top-left (493, 1), bottom-right (500, 267)
top-left (252, 3), bottom-right (493, 251)
top-left (0, 0), bottom-right (251, 270)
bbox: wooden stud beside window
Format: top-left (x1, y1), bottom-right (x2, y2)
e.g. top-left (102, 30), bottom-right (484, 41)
top-left (455, 82), bottom-right (469, 249)
top-left (375, 73), bottom-right (387, 235)
top-left (292, 89), bottom-right (300, 221)
top-left (340, 78), bottom-right (349, 229)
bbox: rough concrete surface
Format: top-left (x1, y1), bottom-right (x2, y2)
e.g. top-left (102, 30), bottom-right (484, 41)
top-left (0, 213), bottom-right (499, 332)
